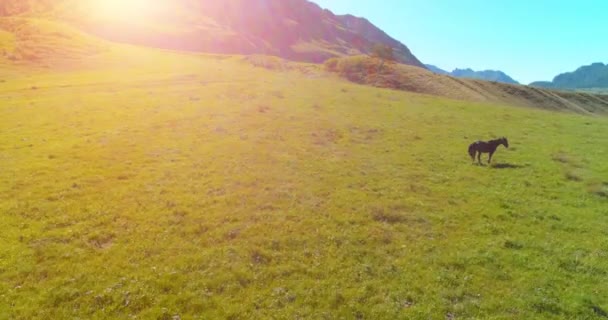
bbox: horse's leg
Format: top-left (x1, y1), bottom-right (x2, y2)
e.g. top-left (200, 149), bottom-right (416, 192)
top-left (489, 151), bottom-right (494, 164)
top-left (477, 152), bottom-right (482, 165)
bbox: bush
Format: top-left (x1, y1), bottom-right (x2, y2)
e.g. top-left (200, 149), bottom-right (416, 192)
top-left (324, 56), bottom-right (405, 89)
top-left (323, 57), bottom-right (339, 72)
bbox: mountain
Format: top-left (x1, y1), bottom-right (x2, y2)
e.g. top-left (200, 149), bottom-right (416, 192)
top-left (0, 0), bottom-right (425, 68)
top-left (425, 64), bottom-right (450, 75)
top-left (530, 62), bottom-right (608, 89)
top-left (332, 14), bottom-right (424, 67)
top-left (425, 64), bottom-right (519, 84)
top-left (451, 68), bottom-right (519, 84)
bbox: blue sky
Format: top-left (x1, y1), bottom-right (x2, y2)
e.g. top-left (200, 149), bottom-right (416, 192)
top-left (313, 0), bottom-right (607, 84)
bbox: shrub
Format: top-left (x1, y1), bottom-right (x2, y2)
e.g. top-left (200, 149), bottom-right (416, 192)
top-left (324, 56), bottom-right (413, 91)
top-left (323, 57), bottom-right (339, 72)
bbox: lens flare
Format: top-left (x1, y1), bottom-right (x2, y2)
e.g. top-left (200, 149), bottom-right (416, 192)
top-left (89, 0), bottom-right (168, 23)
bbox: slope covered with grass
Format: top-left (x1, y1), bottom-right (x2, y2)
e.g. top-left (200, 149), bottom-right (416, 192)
top-left (0, 17), bottom-right (107, 67)
top-left (1, 47), bottom-right (608, 319)
top-left (326, 56), bottom-right (608, 115)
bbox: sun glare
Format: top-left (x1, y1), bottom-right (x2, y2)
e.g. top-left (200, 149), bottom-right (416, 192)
top-left (90, 0), bottom-right (168, 22)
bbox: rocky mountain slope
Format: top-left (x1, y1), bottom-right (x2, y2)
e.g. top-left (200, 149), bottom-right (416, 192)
top-left (0, 0), bottom-right (425, 67)
top-left (530, 62), bottom-right (608, 90)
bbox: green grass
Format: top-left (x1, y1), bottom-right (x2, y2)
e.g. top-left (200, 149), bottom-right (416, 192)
top-left (1, 47), bottom-right (608, 319)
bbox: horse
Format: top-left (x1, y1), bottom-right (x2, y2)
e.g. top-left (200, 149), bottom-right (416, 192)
top-left (468, 137), bottom-right (509, 164)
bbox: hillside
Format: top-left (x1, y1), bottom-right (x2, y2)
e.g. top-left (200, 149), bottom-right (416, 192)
top-left (426, 64), bottom-right (519, 84)
top-left (2, 13), bottom-right (607, 116)
top-left (531, 62), bottom-right (608, 90)
top-left (0, 0), bottom-right (425, 67)
top-left (330, 57), bottom-right (608, 114)
top-left (0, 17), bottom-right (107, 67)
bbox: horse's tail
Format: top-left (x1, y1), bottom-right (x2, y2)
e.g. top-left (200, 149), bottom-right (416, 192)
top-left (468, 143), bottom-right (476, 160)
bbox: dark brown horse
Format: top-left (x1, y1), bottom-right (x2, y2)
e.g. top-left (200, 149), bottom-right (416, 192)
top-left (468, 137), bottom-right (509, 164)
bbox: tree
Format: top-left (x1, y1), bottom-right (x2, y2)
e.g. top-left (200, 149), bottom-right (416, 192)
top-left (370, 43), bottom-right (395, 71)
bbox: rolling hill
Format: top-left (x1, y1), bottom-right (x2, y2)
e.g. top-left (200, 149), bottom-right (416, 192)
top-left (332, 57), bottom-right (608, 114)
top-left (0, 17), bottom-right (107, 67)
top-left (426, 64), bottom-right (519, 84)
top-left (530, 62), bottom-right (608, 90)
top-left (1, 0), bottom-right (425, 67)
top-left (2, 4), bottom-right (608, 115)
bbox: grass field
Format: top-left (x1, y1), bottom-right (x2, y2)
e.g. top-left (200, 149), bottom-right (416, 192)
top-left (2, 44), bottom-right (608, 319)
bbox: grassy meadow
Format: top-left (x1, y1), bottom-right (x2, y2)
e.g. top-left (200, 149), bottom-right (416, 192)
top-left (1, 45), bottom-right (608, 319)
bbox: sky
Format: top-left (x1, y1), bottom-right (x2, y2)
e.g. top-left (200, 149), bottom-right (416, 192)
top-left (313, 0), bottom-right (607, 84)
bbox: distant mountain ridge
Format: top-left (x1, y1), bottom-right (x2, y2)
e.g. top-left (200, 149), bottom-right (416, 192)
top-left (425, 64), bottom-right (450, 75)
top-left (425, 64), bottom-right (519, 84)
top-left (0, 0), bottom-right (425, 68)
top-left (530, 62), bottom-right (608, 89)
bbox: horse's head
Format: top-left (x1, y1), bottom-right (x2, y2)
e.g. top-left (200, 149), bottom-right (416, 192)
top-left (502, 137), bottom-right (509, 148)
